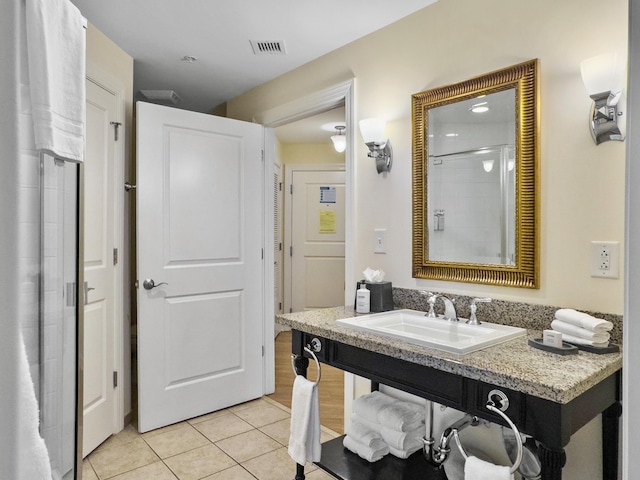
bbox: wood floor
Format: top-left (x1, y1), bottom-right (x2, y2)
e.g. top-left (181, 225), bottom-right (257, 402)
top-left (268, 330), bottom-right (344, 434)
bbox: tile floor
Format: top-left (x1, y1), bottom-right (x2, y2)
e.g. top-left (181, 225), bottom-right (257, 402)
top-left (83, 397), bottom-right (338, 480)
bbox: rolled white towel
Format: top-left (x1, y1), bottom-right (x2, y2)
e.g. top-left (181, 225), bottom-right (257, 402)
top-left (554, 309), bottom-right (613, 332)
top-left (352, 391), bottom-right (395, 424)
top-left (352, 414), bottom-right (424, 450)
top-left (388, 443), bottom-right (423, 459)
top-left (343, 434), bottom-right (389, 462)
top-left (377, 399), bottom-right (425, 432)
top-left (345, 419), bottom-right (386, 449)
top-left (554, 331), bottom-right (609, 348)
top-left (550, 320), bottom-right (610, 343)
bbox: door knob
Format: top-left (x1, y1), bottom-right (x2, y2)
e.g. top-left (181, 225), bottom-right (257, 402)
top-left (142, 279), bottom-right (168, 290)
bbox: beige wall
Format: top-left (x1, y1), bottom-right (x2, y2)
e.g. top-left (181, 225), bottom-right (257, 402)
top-left (228, 0), bottom-right (628, 315)
top-left (86, 23), bottom-right (135, 419)
top-left (280, 143), bottom-right (345, 165)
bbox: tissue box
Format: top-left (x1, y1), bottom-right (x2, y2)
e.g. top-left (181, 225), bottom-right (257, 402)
top-left (366, 281), bottom-right (394, 312)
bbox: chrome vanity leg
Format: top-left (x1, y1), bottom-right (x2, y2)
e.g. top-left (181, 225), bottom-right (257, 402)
top-left (602, 401), bottom-right (622, 480)
top-left (292, 355), bottom-right (309, 480)
top-left (538, 444), bottom-right (566, 480)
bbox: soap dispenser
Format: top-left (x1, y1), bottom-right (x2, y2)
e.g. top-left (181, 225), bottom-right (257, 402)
top-left (356, 283), bottom-right (370, 313)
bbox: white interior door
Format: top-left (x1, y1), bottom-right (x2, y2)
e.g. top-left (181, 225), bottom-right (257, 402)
top-left (136, 102), bottom-right (264, 433)
top-left (83, 79), bottom-right (119, 456)
top-left (286, 167), bottom-right (346, 312)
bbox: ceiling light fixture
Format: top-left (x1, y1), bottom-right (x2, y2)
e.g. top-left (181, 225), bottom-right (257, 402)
top-left (470, 102), bottom-right (489, 113)
top-left (482, 159), bottom-right (495, 173)
top-left (331, 125), bottom-right (347, 153)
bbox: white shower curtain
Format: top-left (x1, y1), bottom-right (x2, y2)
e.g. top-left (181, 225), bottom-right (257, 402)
top-left (0, 0), bottom-right (85, 478)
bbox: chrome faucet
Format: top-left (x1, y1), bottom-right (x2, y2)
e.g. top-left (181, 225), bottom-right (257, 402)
top-left (421, 292), bottom-right (458, 321)
top-left (467, 297), bottom-right (492, 325)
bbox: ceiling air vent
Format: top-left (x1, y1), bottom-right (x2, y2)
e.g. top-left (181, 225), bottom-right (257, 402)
top-left (250, 40), bottom-right (287, 55)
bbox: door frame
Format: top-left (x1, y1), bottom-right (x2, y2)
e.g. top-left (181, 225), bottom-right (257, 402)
top-left (85, 61), bottom-right (125, 437)
top-left (283, 163), bottom-right (346, 314)
top-left (254, 78), bottom-right (355, 409)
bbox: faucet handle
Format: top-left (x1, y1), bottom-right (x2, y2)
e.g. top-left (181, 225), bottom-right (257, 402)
top-left (467, 298), bottom-right (492, 325)
top-left (419, 291), bottom-right (437, 317)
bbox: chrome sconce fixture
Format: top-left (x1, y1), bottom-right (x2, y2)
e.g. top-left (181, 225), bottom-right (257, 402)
top-left (331, 125), bottom-right (347, 153)
top-left (580, 53), bottom-right (626, 145)
top-left (359, 118), bottom-right (392, 173)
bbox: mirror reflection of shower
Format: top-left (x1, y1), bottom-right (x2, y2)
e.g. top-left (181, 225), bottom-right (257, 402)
top-left (428, 144), bottom-right (516, 266)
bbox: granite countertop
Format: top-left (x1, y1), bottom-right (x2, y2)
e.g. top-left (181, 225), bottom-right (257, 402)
top-left (275, 306), bottom-right (622, 404)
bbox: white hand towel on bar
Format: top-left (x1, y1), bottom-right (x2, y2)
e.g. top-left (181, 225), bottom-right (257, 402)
top-left (550, 320), bottom-right (610, 343)
top-left (345, 419), bottom-right (386, 449)
top-left (554, 309), bottom-right (613, 332)
top-left (376, 398), bottom-right (425, 431)
top-left (26, 0), bottom-right (87, 162)
top-left (343, 434), bottom-right (389, 463)
top-left (352, 391), bottom-right (395, 424)
top-left (464, 456), bottom-right (513, 480)
top-left (554, 332), bottom-right (609, 348)
top-left (288, 375), bottom-right (321, 466)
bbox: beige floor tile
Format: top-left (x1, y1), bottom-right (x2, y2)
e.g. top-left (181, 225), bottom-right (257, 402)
top-left (108, 461), bottom-right (178, 480)
top-left (215, 429), bottom-right (281, 463)
top-left (141, 421), bottom-right (188, 439)
top-left (259, 418), bottom-right (290, 446)
top-left (193, 413), bottom-right (254, 443)
top-left (229, 397), bottom-right (270, 413)
top-left (233, 401), bottom-right (290, 428)
top-left (202, 465), bottom-right (257, 480)
top-left (187, 409), bottom-right (232, 425)
top-left (241, 447), bottom-right (317, 480)
top-left (144, 423), bottom-right (209, 459)
top-left (163, 444), bottom-right (236, 480)
top-left (82, 459), bottom-right (99, 480)
top-left (88, 437), bottom-right (160, 479)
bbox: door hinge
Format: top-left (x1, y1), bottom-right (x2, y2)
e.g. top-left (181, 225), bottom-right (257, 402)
top-left (290, 184), bottom-right (293, 194)
top-left (279, 182), bottom-right (282, 192)
top-left (113, 371), bottom-right (118, 388)
top-left (113, 248), bottom-right (118, 265)
top-left (279, 242), bottom-right (282, 251)
top-left (289, 246), bottom-right (293, 257)
top-left (110, 121), bottom-right (122, 141)
top-left (278, 302), bottom-right (282, 311)
top-left (261, 248), bottom-right (264, 260)
top-left (262, 345), bottom-right (265, 357)
top-left (261, 150), bottom-right (265, 162)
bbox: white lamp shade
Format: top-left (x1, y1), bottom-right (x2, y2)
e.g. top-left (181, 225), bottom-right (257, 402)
top-left (580, 53), bottom-right (626, 96)
top-left (359, 118), bottom-right (386, 144)
top-left (331, 134), bottom-right (347, 153)
top-left (482, 159), bottom-right (494, 173)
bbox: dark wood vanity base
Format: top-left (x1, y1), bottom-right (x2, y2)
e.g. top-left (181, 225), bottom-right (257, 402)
top-left (290, 329), bottom-right (621, 480)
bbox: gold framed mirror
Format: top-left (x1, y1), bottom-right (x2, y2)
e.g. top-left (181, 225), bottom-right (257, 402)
top-left (412, 59), bottom-right (539, 288)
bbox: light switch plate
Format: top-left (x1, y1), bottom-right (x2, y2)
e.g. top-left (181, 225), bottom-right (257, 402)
top-left (590, 241), bottom-right (619, 278)
top-left (374, 228), bottom-right (386, 254)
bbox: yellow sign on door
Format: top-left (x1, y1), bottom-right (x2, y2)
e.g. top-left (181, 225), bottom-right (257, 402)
top-left (319, 210), bottom-right (337, 234)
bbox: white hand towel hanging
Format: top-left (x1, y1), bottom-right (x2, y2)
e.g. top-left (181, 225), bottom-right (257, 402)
top-left (288, 375), bottom-right (321, 465)
top-left (464, 455), bottom-right (514, 480)
top-left (26, 0), bottom-right (87, 162)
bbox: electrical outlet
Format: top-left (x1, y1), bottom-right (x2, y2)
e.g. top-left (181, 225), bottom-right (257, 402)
top-left (591, 241), bottom-right (619, 278)
top-left (374, 228), bottom-right (386, 254)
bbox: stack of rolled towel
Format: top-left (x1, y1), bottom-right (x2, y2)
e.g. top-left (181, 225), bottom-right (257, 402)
top-left (343, 390), bottom-right (425, 462)
top-left (550, 308), bottom-right (614, 348)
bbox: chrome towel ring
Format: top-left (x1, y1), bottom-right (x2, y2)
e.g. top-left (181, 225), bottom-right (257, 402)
top-left (290, 346), bottom-right (321, 386)
top-left (452, 401), bottom-right (524, 475)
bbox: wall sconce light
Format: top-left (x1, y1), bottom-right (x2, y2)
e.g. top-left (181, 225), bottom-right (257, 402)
top-left (482, 159), bottom-right (494, 173)
top-left (331, 125), bottom-right (347, 153)
top-left (359, 118), bottom-right (392, 173)
top-left (580, 53), bottom-right (626, 145)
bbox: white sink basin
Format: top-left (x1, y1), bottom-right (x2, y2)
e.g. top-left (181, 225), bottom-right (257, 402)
top-left (336, 309), bottom-right (526, 354)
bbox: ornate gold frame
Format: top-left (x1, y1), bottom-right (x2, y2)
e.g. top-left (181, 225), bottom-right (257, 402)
top-left (411, 59), bottom-right (539, 288)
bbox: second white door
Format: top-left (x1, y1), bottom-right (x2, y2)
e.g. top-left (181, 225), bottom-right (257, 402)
top-left (286, 167), bottom-right (346, 313)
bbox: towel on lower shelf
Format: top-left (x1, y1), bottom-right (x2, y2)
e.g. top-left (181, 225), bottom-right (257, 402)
top-left (554, 309), bottom-right (613, 332)
top-left (388, 442), bottom-right (424, 459)
top-left (352, 414), bottom-right (424, 450)
top-left (376, 397), bottom-right (425, 432)
top-left (345, 419), bottom-right (386, 449)
top-left (550, 320), bottom-right (610, 343)
top-left (343, 434), bottom-right (389, 462)
top-left (352, 391), bottom-right (396, 424)
top-left (555, 332), bottom-right (609, 348)
top-left (288, 375), bottom-right (321, 465)
top-left (464, 456), bottom-right (514, 480)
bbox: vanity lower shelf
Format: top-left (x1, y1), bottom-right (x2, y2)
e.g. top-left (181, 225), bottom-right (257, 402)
top-left (316, 436), bottom-right (447, 480)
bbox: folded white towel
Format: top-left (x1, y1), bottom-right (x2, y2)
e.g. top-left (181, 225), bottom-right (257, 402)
top-left (288, 376), bottom-right (321, 465)
top-left (554, 309), bottom-right (613, 333)
top-left (377, 398), bottom-right (425, 432)
top-left (352, 391), bottom-right (395, 424)
top-left (464, 455), bottom-right (513, 480)
top-left (352, 414), bottom-right (423, 450)
top-left (388, 443), bottom-right (423, 459)
top-left (550, 320), bottom-right (610, 343)
top-left (345, 419), bottom-right (386, 449)
top-left (554, 332), bottom-right (609, 348)
top-left (343, 434), bottom-right (389, 462)
top-left (26, 0), bottom-right (86, 162)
